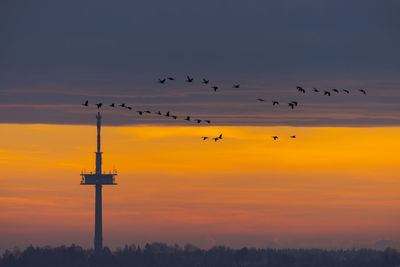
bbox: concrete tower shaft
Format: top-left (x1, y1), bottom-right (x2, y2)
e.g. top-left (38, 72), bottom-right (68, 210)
top-left (94, 184), bottom-right (102, 251)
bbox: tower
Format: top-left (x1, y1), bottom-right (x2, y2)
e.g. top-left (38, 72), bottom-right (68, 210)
top-left (81, 112), bottom-right (117, 251)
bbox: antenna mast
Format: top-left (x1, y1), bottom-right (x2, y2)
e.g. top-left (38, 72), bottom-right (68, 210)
top-left (81, 112), bottom-right (117, 251)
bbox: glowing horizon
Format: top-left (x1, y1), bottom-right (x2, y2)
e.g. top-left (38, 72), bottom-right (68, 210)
top-left (0, 123), bottom-right (399, 250)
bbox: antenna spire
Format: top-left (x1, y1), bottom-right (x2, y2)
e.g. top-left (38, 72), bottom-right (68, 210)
top-left (96, 112), bottom-right (102, 174)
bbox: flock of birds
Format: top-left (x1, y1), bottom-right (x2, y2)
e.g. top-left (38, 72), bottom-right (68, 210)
top-left (82, 76), bottom-right (368, 142)
top-left (256, 86), bottom-right (367, 110)
top-left (295, 86), bottom-right (366, 95)
top-left (81, 100), bottom-right (212, 125)
top-left (158, 76), bottom-right (240, 92)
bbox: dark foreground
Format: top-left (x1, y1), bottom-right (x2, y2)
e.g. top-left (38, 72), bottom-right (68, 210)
top-left (1, 243), bottom-right (399, 267)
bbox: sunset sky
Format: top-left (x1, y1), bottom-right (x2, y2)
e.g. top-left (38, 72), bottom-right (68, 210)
top-left (1, 0), bottom-right (400, 251)
top-left (1, 124), bottom-right (400, 250)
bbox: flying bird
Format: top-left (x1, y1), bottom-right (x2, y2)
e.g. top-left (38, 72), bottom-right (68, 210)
top-left (324, 91), bottom-right (331, 96)
top-left (313, 88), bottom-right (319, 92)
top-left (126, 106), bottom-right (132, 110)
top-left (158, 78), bottom-right (166, 84)
top-left (185, 116), bottom-right (190, 121)
top-left (212, 134), bottom-right (222, 142)
top-left (202, 79), bottom-right (209, 84)
top-left (359, 89), bottom-right (366, 94)
top-left (291, 101), bottom-right (298, 106)
top-left (195, 119), bottom-right (202, 123)
top-left (82, 100), bottom-right (89, 107)
top-left (172, 115), bottom-right (177, 119)
top-left (272, 136), bottom-right (278, 140)
top-left (96, 103), bottom-right (103, 109)
top-left (186, 76), bottom-right (193, 82)
top-left (109, 103), bottom-right (115, 107)
top-left (332, 89), bottom-right (339, 93)
top-left (165, 111), bottom-right (170, 117)
top-left (136, 111), bottom-right (143, 115)
top-left (272, 101), bottom-right (279, 106)
top-left (167, 77), bottom-right (175, 81)
top-left (205, 120), bottom-right (211, 124)
top-left (202, 137), bottom-right (208, 140)
top-left (288, 103), bottom-right (295, 109)
top-left (233, 84), bottom-right (240, 88)
top-left (342, 89), bottom-right (350, 94)
top-left (257, 98), bottom-right (265, 102)
top-left (119, 103), bottom-right (126, 108)
top-left (212, 86), bottom-right (218, 92)
top-left (290, 135), bottom-right (296, 138)
top-left (144, 111), bottom-right (151, 114)
top-left (296, 86), bottom-right (305, 93)
top-left (156, 111), bottom-right (162, 115)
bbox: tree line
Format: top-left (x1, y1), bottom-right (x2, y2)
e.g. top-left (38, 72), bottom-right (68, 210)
top-left (0, 243), bottom-right (399, 267)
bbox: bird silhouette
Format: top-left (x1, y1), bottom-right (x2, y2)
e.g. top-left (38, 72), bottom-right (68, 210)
top-left (109, 103), bottom-right (115, 107)
top-left (214, 137), bottom-right (219, 142)
top-left (126, 106), bottom-right (132, 110)
top-left (257, 98), bottom-right (265, 102)
top-left (205, 120), bottom-right (211, 124)
top-left (144, 111), bottom-right (151, 114)
top-left (202, 79), bottom-right (209, 84)
top-left (297, 86), bottom-right (305, 93)
top-left (202, 137), bottom-right (208, 140)
top-left (96, 103), bottom-right (103, 109)
top-left (272, 101), bottom-right (279, 106)
top-left (165, 111), bottom-right (170, 117)
top-left (359, 89), bottom-right (366, 94)
top-left (342, 89), bottom-right (350, 94)
top-left (158, 78), bottom-right (166, 84)
top-left (82, 100), bottom-right (89, 107)
top-left (186, 76), bottom-right (193, 82)
top-left (156, 111), bottom-right (162, 115)
top-left (218, 134), bottom-right (222, 139)
top-left (272, 136), bottom-right (278, 140)
top-left (185, 116), bottom-right (190, 121)
top-left (290, 135), bottom-right (296, 138)
top-left (172, 115), bottom-right (177, 119)
top-left (288, 103), bottom-right (295, 109)
top-left (167, 77), bottom-right (175, 81)
top-left (313, 88), bottom-right (319, 92)
top-left (136, 111), bottom-right (143, 115)
top-left (212, 86), bottom-right (218, 92)
top-left (332, 89), bottom-right (339, 93)
top-left (324, 91), bottom-right (331, 96)
top-left (291, 101), bottom-right (298, 106)
top-left (233, 84), bottom-right (240, 88)
top-left (195, 119), bottom-right (202, 123)
top-left (119, 103), bottom-right (126, 108)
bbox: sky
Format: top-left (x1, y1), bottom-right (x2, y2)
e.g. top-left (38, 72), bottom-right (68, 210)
top-left (1, 124), bottom-right (400, 250)
top-left (0, 0), bottom-right (400, 126)
top-left (1, 0), bottom-right (400, 250)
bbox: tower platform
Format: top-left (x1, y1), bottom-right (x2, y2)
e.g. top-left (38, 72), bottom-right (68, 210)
top-left (81, 173), bottom-right (117, 185)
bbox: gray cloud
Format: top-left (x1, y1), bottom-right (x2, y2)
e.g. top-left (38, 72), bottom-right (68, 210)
top-left (0, 0), bottom-right (399, 126)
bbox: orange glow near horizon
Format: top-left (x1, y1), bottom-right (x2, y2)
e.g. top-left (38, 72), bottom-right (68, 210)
top-left (0, 124), bottom-right (400, 250)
